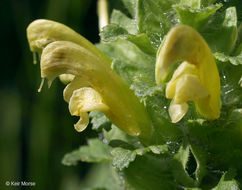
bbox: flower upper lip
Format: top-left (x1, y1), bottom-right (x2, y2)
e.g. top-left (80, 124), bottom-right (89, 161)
top-left (27, 19), bottom-right (111, 65)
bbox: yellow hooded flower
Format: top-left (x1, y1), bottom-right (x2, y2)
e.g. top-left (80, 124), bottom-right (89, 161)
top-left (27, 19), bottom-right (153, 142)
top-left (156, 25), bottom-right (221, 123)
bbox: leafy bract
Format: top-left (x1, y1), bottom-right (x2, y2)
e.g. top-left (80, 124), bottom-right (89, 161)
top-left (201, 7), bottom-right (238, 54)
top-left (121, 0), bottom-right (137, 17)
top-left (121, 142), bottom-right (200, 190)
top-left (89, 111), bottom-right (111, 131)
top-left (111, 145), bottom-right (168, 170)
top-left (174, 4), bottom-right (222, 30)
top-left (220, 63), bottom-right (242, 107)
top-left (81, 163), bottom-right (124, 190)
top-left (110, 10), bottom-right (137, 35)
top-left (214, 51), bottom-right (242, 66)
top-left (179, 0), bottom-right (218, 8)
top-left (62, 139), bottom-right (112, 166)
top-left (100, 25), bottom-right (156, 55)
top-left (137, 0), bottom-right (179, 48)
top-left (187, 108), bottom-right (242, 172)
top-left (189, 143), bottom-right (207, 183)
top-left (211, 169), bottom-right (240, 190)
top-left (100, 24), bottom-right (128, 42)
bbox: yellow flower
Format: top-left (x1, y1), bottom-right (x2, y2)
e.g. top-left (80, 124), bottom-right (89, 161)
top-left (156, 25), bottom-right (221, 123)
top-left (27, 19), bottom-right (153, 142)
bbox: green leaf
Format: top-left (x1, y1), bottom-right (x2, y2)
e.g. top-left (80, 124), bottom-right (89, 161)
top-left (121, 0), bottom-right (137, 17)
top-left (111, 10), bottom-right (137, 35)
top-left (201, 7), bottom-right (238, 54)
top-left (174, 4), bottom-right (222, 30)
top-left (122, 154), bottom-right (179, 190)
top-left (189, 142), bottom-right (207, 183)
top-left (137, 0), bottom-right (179, 48)
top-left (237, 23), bottom-right (242, 47)
top-left (214, 51), bottom-right (242, 65)
top-left (100, 24), bottom-right (156, 54)
top-left (111, 142), bottom-right (200, 189)
top-left (111, 148), bottom-right (136, 171)
top-left (171, 142), bottom-right (197, 187)
top-left (187, 108), bottom-right (242, 174)
top-left (104, 125), bottom-right (141, 148)
top-left (100, 24), bottom-right (128, 42)
top-left (89, 111), bottom-right (111, 131)
top-left (82, 163), bottom-right (124, 190)
top-left (212, 169), bottom-right (240, 190)
top-left (179, 0), bottom-right (218, 9)
top-left (220, 63), bottom-right (242, 107)
top-left (120, 144), bottom-right (198, 190)
top-left (179, 0), bottom-right (202, 9)
top-left (62, 139), bottom-right (112, 166)
top-left (125, 33), bottom-right (156, 55)
top-left (111, 145), bottom-right (168, 170)
top-left (143, 91), bottom-right (183, 144)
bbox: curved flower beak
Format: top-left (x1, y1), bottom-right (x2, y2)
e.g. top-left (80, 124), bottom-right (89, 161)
top-left (27, 19), bottom-right (111, 84)
top-left (27, 19), bottom-right (111, 64)
top-left (27, 19), bottom-right (153, 142)
top-left (156, 25), bottom-right (221, 123)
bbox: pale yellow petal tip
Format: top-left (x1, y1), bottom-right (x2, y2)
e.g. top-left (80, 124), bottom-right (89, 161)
top-left (27, 20), bottom-right (53, 52)
top-left (74, 112), bottom-right (89, 132)
top-left (169, 101), bottom-right (188, 123)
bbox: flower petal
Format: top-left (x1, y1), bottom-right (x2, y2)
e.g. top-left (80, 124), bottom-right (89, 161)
top-left (169, 100), bottom-right (188, 123)
top-left (69, 88), bottom-right (109, 133)
top-left (63, 77), bottom-right (90, 103)
top-left (166, 61), bottom-right (197, 99)
top-left (74, 112), bottom-right (89, 132)
top-left (69, 87), bottom-right (109, 115)
top-left (174, 74), bottom-right (209, 104)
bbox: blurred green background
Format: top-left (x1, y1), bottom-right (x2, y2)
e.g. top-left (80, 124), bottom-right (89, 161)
top-left (0, 0), bottom-right (121, 189)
